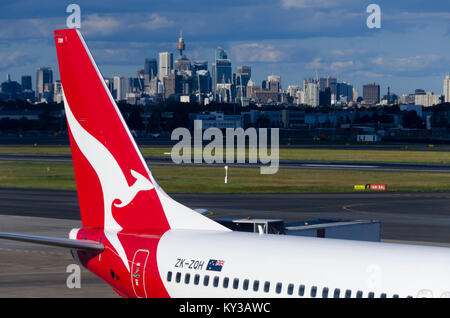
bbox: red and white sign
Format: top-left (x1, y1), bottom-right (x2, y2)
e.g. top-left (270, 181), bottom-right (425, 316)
top-left (370, 184), bottom-right (386, 191)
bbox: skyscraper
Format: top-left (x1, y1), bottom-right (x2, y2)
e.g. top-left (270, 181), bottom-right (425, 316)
top-left (212, 47), bottom-right (232, 96)
top-left (237, 65), bottom-right (251, 76)
top-left (363, 83), bottom-right (380, 104)
top-left (305, 81), bottom-right (319, 107)
top-left (236, 66), bottom-right (251, 100)
top-left (113, 76), bottom-right (129, 101)
top-left (163, 74), bottom-right (182, 99)
top-left (267, 75), bottom-right (281, 92)
top-left (444, 76), bottom-right (450, 103)
top-left (193, 61), bottom-right (208, 73)
top-left (36, 67), bottom-right (53, 101)
top-left (319, 87), bottom-right (331, 106)
top-left (336, 82), bottom-right (354, 103)
top-left (158, 52), bottom-right (173, 81)
top-left (174, 55), bottom-right (191, 72)
top-left (21, 75), bottom-right (32, 91)
top-left (144, 58), bottom-right (157, 94)
top-left (144, 58), bottom-right (157, 80)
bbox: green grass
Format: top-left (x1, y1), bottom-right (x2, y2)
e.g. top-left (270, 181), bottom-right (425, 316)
top-left (1, 145), bottom-right (450, 165)
top-left (0, 161), bottom-right (448, 193)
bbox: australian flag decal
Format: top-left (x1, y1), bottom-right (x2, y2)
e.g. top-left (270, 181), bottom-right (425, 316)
top-left (207, 259), bottom-right (225, 272)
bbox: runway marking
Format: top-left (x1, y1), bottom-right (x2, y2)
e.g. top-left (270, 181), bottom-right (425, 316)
top-left (303, 164), bottom-right (377, 168)
top-left (342, 204), bottom-right (370, 215)
top-left (0, 247), bottom-right (68, 256)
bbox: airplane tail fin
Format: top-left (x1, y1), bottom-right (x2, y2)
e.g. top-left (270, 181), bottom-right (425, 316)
top-left (54, 29), bottom-right (228, 233)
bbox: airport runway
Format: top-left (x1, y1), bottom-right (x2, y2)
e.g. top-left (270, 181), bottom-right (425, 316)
top-left (1, 153), bottom-right (450, 173)
top-left (1, 188), bottom-right (450, 297)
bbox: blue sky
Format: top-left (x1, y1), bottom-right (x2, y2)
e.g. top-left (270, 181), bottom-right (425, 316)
top-left (1, 0), bottom-right (450, 96)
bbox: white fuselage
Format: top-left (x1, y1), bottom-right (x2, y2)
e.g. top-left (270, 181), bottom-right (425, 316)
top-left (157, 230), bottom-right (450, 298)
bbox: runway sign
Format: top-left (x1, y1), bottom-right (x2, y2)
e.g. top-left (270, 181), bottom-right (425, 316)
top-left (354, 184), bottom-right (386, 191)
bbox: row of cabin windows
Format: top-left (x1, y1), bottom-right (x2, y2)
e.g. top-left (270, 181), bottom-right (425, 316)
top-left (166, 272), bottom-right (407, 298)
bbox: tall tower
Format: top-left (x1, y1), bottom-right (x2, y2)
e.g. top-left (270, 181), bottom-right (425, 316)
top-left (177, 32), bottom-right (185, 57)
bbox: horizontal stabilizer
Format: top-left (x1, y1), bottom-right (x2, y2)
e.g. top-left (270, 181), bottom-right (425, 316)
top-left (0, 232), bottom-right (104, 252)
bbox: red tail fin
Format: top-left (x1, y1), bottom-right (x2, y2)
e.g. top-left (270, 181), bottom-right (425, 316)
top-left (54, 29), bottom-right (228, 233)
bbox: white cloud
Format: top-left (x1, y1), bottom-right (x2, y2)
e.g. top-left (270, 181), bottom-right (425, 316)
top-left (135, 13), bottom-right (174, 31)
top-left (0, 51), bottom-right (35, 70)
top-left (82, 13), bottom-right (175, 36)
top-left (371, 55), bottom-right (450, 75)
top-left (306, 57), bottom-right (362, 74)
top-left (280, 0), bottom-right (349, 9)
top-left (230, 43), bottom-right (285, 63)
top-left (82, 14), bottom-right (124, 36)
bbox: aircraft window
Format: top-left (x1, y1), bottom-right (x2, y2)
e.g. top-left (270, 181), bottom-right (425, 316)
top-left (310, 286), bottom-right (317, 298)
top-left (276, 283), bottom-right (282, 294)
top-left (213, 276), bottom-right (219, 287)
top-left (264, 281), bottom-right (270, 293)
top-left (380, 293), bottom-right (387, 298)
top-left (243, 279), bottom-right (249, 291)
top-left (176, 272), bottom-right (181, 283)
top-left (298, 285), bottom-right (305, 296)
top-left (322, 287), bottom-right (329, 298)
top-left (287, 284), bottom-right (294, 295)
top-left (194, 274), bottom-right (200, 285)
top-left (368, 292), bottom-right (375, 298)
top-left (223, 277), bottom-right (229, 288)
top-left (333, 288), bottom-right (340, 298)
top-left (253, 280), bottom-right (260, 292)
top-left (345, 289), bottom-right (351, 298)
top-left (356, 291), bottom-right (363, 298)
top-left (203, 275), bottom-right (210, 286)
top-left (184, 273), bottom-right (190, 284)
top-left (167, 271), bottom-right (172, 282)
top-left (233, 278), bottom-right (239, 289)
top-left (393, 294), bottom-right (399, 298)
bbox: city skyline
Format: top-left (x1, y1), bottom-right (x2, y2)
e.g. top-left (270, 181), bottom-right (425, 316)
top-left (1, 1), bottom-right (450, 96)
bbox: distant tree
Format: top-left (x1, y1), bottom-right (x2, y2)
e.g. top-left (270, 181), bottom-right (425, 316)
top-left (402, 110), bottom-right (425, 129)
top-left (127, 110), bottom-right (144, 131)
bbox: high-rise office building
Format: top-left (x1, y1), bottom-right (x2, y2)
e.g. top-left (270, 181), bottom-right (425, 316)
top-left (197, 70), bottom-right (211, 94)
top-left (363, 83), bottom-right (380, 104)
top-left (303, 78), bottom-right (315, 91)
top-left (144, 58), bottom-right (157, 79)
top-left (319, 77), bottom-right (337, 94)
top-left (212, 47), bottom-right (232, 95)
top-left (158, 52), bottom-right (173, 81)
top-left (237, 66), bottom-right (251, 78)
top-left (21, 76), bottom-right (32, 91)
top-left (415, 92), bottom-right (443, 107)
top-left (444, 76), bottom-right (450, 103)
top-left (267, 75), bottom-right (281, 92)
top-left (113, 76), bottom-right (129, 101)
top-left (144, 58), bottom-right (157, 91)
top-left (235, 65), bottom-right (251, 100)
top-left (36, 67), bottom-right (53, 101)
top-left (319, 87), bottom-right (331, 106)
top-left (353, 87), bottom-right (360, 102)
top-left (174, 55), bottom-right (192, 72)
top-left (163, 73), bottom-right (182, 99)
top-left (53, 80), bottom-right (63, 103)
top-left (305, 82), bottom-right (319, 107)
top-left (193, 61), bottom-right (208, 73)
top-left (336, 82), bottom-right (354, 103)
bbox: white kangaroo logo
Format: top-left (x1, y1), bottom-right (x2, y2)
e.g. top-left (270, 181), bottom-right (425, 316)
top-left (64, 100), bottom-right (153, 272)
